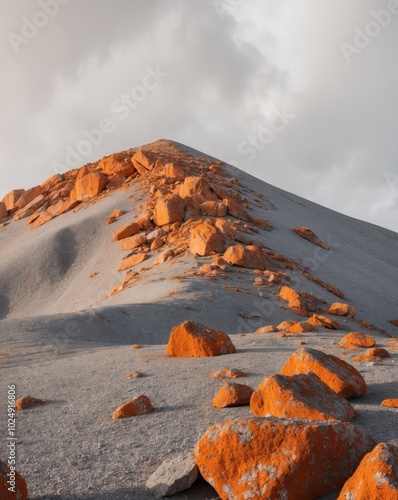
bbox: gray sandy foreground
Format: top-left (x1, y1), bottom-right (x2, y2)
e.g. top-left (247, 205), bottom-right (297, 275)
top-left (0, 327), bottom-right (397, 499)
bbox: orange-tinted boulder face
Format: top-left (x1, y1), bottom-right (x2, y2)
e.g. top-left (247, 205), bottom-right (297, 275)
top-left (75, 172), bottom-right (109, 200)
top-left (1, 189), bottom-right (25, 212)
top-left (153, 194), bottom-right (185, 227)
top-left (223, 244), bottom-right (269, 270)
top-left (339, 332), bottom-right (376, 349)
top-left (250, 372), bottom-right (357, 421)
top-left (99, 154), bottom-right (136, 178)
top-left (166, 321), bottom-right (236, 357)
top-left (325, 302), bottom-right (356, 318)
top-left (338, 443), bottom-right (398, 500)
top-left (212, 382), bottom-right (253, 408)
top-left (113, 222), bottom-right (140, 241)
top-left (164, 162), bottom-right (186, 180)
top-left (200, 200), bottom-right (227, 217)
top-left (0, 202), bottom-right (7, 222)
top-left (189, 220), bottom-right (226, 256)
top-left (0, 459), bottom-right (28, 499)
top-left (381, 399), bottom-right (398, 408)
top-left (279, 286), bottom-right (307, 316)
top-left (281, 348), bottom-right (366, 399)
top-left (112, 395), bottom-right (153, 418)
top-left (41, 173), bottom-right (64, 191)
top-left (131, 151), bottom-right (156, 174)
top-left (178, 176), bottom-right (219, 205)
top-left (293, 227), bottom-right (330, 249)
top-left (15, 185), bottom-right (44, 209)
top-left (118, 253), bottom-right (148, 271)
top-left (15, 396), bottom-right (44, 410)
top-left (307, 313), bottom-right (341, 329)
top-left (194, 417), bottom-right (375, 500)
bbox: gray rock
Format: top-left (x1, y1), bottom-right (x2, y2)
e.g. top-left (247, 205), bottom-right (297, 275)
top-left (146, 453), bottom-right (199, 498)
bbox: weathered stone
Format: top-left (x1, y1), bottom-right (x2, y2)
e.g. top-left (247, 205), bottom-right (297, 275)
top-left (100, 154), bottom-right (136, 177)
top-left (338, 443), bottom-right (398, 500)
top-left (293, 227), bottom-right (329, 249)
top-left (255, 325), bottom-right (279, 333)
top-left (189, 220), bottom-right (226, 256)
top-left (279, 286), bottom-right (308, 316)
top-left (113, 222), bottom-right (140, 241)
top-left (325, 302), bottom-right (356, 318)
top-left (178, 176), bottom-right (219, 205)
top-left (112, 395), bottom-right (153, 418)
top-left (250, 372), bottom-right (357, 421)
top-left (146, 453), bottom-right (199, 499)
top-left (1, 189), bottom-right (25, 211)
top-left (132, 151), bottom-right (156, 174)
top-left (118, 253), bottom-right (148, 271)
top-left (0, 202), bottom-right (7, 222)
top-left (213, 382), bottom-right (253, 408)
top-left (194, 417), bottom-right (374, 500)
top-left (307, 313), bottom-right (341, 330)
top-left (153, 195), bottom-right (185, 227)
top-left (223, 244), bottom-right (269, 270)
top-left (15, 396), bottom-right (44, 410)
top-left (120, 233), bottom-right (147, 251)
top-left (164, 162), bottom-right (186, 180)
top-left (13, 195), bottom-right (46, 220)
top-left (30, 210), bottom-right (54, 230)
top-left (340, 332), bottom-right (376, 349)
top-left (210, 368), bottom-right (246, 379)
top-left (381, 399), bottom-right (398, 408)
top-left (281, 348), bottom-right (366, 399)
top-left (41, 173), bottom-right (64, 191)
top-left (200, 200), bottom-right (228, 217)
top-left (166, 321), bottom-right (235, 357)
top-left (107, 209), bottom-right (126, 224)
top-left (15, 186), bottom-right (44, 209)
top-left (75, 172), bottom-right (109, 200)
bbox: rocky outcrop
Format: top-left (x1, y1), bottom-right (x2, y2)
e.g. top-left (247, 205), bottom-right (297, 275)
top-left (194, 417), bottom-right (374, 500)
top-left (112, 395), bottom-right (153, 418)
top-left (281, 348), bottom-right (366, 398)
top-left (15, 186), bottom-right (44, 209)
top-left (166, 321), bottom-right (235, 357)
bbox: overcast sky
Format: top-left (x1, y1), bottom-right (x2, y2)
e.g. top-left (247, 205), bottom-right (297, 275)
top-left (1, 0), bottom-right (397, 232)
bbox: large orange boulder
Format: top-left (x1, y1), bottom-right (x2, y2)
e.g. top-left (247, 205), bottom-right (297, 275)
top-left (189, 220), bottom-right (226, 256)
top-left (338, 443), bottom-right (398, 500)
top-left (120, 233), bottom-right (147, 251)
top-left (178, 176), bottom-right (219, 205)
top-left (200, 200), bottom-right (227, 217)
top-left (339, 332), bottom-right (376, 349)
top-left (279, 286), bottom-right (308, 316)
top-left (118, 253), bottom-right (147, 271)
top-left (250, 372), bottom-right (357, 421)
top-left (112, 395), bottom-right (153, 418)
top-left (281, 348), bottom-right (366, 399)
top-left (15, 186), bottom-right (44, 209)
top-left (307, 313), bottom-right (341, 329)
top-left (41, 173), bottom-right (64, 191)
top-left (213, 382), bottom-right (253, 408)
top-left (153, 194), bottom-right (185, 227)
top-left (325, 302), bottom-right (356, 318)
top-left (75, 172), bottom-right (109, 200)
top-left (293, 227), bottom-right (329, 249)
top-left (225, 197), bottom-right (252, 222)
top-left (223, 244), bottom-right (269, 270)
top-left (1, 189), bottom-right (25, 212)
top-left (99, 154), bottom-right (136, 177)
top-left (164, 162), bottom-right (186, 180)
top-left (194, 417), bottom-right (374, 500)
top-left (0, 459), bottom-right (28, 499)
top-left (0, 202), bottom-right (7, 222)
top-left (166, 321), bottom-right (235, 357)
top-left (13, 195), bottom-right (45, 220)
top-left (113, 222), bottom-right (140, 241)
top-left (131, 151), bottom-right (156, 174)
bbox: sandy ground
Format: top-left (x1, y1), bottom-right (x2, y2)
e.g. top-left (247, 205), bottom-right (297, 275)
top-left (0, 142), bottom-right (397, 498)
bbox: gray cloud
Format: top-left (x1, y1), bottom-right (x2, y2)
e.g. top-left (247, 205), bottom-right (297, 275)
top-left (1, 0), bottom-right (397, 231)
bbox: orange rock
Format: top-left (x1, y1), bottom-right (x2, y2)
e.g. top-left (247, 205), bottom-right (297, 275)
top-left (281, 348), bottom-right (366, 398)
top-left (112, 395), bottom-right (153, 418)
top-left (100, 154), bottom-right (136, 177)
top-left (178, 176), bottom-right (218, 205)
top-left (255, 325), bottom-right (278, 333)
top-left (0, 202), bottom-right (7, 222)
top-left (164, 162), bottom-right (186, 179)
top-left (54, 199), bottom-right (79, 216)
top-left (15, 396), bottom-right (44, 410)
top-left (366, 347), bottom-right (389, 357)
top-left (13, 195), bottom-right (46, 221)
top-left (136, 212), bottom-right (154, 230)
top-left (200, 200), bottom-right (227, 217)
top-left (166, 321), bottom-right (236, 357)
top-left (210, 368), bottom-right (246, 379)
top-left (131, 151), bottom-right (156, 174)
top-left (287, 322), bottom-right (317, 333)
top-left (118, 253), bottom-right (148, 271)
top-left (106, 175), bottom-right (126, 190)
top-left (381, 399), bottom-right (398, 408)
top-left (279, 286), bottom-right (308, 316)
top-left (15, 186), bottom-right (44, 209)
top-left (30, 210), bottom-right (54, 230)
top-left (211, 256), bottom-right (229, 270)
top-left (150, 237), bottom-right (164, 251)
top-left (225, 197), bottom-right (252, 222)
top-left (154, 249), bottom-right (175, 265)
top-left (250, 372), bottom-right (357, 421)
top-left (189, 220), bottom-right (226, 256)
top-left (277, 321), bottom-right (296, 331)
top-left (213, 382), bottom-right (253, 408)
top-left (120, 233), bottom-right (147, 251)
top-left (325, 302), bottom-right (356, 318)
top-left (1, 189), bottom-right (25, 212)
top-left (352, 354), bottom-right (383, 362)
top-left (293, 227), bottom-right (329, 249)
top-left (223, 244), bottom-right (269, 270)
top-left (130, 344), bottom-right (141, 350)
top-left (307, 313), bottom-right (341, 330)
top-left (340, 332), bottom-right (376, 349)
top-left (194, 417), bottom-right (375, 500)
top-left (125, 372), bottom-right (143, 379)
top-left (41, 173), bottom-right (64, 191)
top-left (338, 443), bottom-right (398, 500)
top-left (153, 195), bottom-right (185, 227)
top-left (0, 459), bottom-right (28, 499)
top-left (113, 222), bottom-right (140, 240)
top-left (75, 172), bottom-right (109, 200)
top-left (107, 209), bottom-right (126, 224)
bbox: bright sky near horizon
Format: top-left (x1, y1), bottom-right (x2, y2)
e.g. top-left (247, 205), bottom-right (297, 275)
top-left (1, 0), bottom-right (398, 231)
